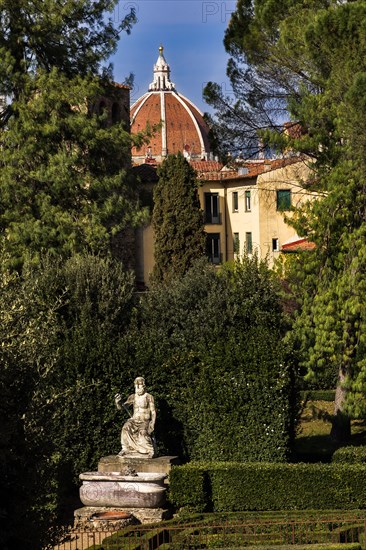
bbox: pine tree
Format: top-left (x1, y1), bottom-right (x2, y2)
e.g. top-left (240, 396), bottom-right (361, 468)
top-left (152, 152), bottom-right (206, 284)
top-left (216, 0), bottom-right (366, 440)
top-left (0, 0), bottom-right (136, 107)
top-left (0, 0), bottom-right (144, 270)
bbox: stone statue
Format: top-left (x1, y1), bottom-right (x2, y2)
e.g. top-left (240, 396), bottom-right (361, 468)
top-left (115, 377), bottom-right (156, 458)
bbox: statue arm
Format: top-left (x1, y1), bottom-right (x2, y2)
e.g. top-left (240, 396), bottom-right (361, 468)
top-left (148, 395), bottom-right (156, 434)
top-left (115, 393), bottom-right (134, 410)
top-left (114, 393), bottom-right (122, 410)
top-left (124, 394), bottom-right (135, 406)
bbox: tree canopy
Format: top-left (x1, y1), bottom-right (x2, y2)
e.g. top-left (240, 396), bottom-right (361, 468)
top-left (0, 1), bottom-right (142, 546)
top-left (0, 0), bottom-right (144, 270)
top-left (0, 0), bottom-right (136, 110)
top-left (208, 0), bottom-right (366, 439)
top-left (0, 254), bottom-right (136, 548)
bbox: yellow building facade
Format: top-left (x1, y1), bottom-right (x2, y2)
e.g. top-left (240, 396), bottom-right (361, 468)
top-left (198, 158), bottom-right (314, 268)
top-left (134, 157), bottom-right (315, 286)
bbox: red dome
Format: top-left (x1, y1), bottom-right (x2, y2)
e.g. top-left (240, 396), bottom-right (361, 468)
top-left (131, 47), bottom-right (211, 164)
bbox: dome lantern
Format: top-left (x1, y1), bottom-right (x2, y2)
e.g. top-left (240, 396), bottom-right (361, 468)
top-left (148, 45), bottom-right (175, 92)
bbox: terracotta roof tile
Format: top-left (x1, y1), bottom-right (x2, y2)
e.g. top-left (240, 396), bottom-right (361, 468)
top-left (284, 122), bottom-right (306, 139)
top-left (190, 160), bottom-right (223, 172)
top-left (112, 82), bottom-right (130, 90)
top-left (193, 156), bottom-right (304, 180)
top-left (281, 238), bottom-right (316, 252)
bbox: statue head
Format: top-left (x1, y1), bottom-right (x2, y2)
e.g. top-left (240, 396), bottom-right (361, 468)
top-left (134, 376), bottom-right (146, 395)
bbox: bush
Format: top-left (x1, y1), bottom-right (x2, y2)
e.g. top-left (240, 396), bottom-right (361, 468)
top-left (332, 446), bottom-right (366, 464)
top-left (300, 390), bottom-right (336, 402)
top-left (242, 546), bottom-right (361, 550)
top-left (0, 254), bottom-right (136, 548)
top-left (169, 462), bottom-right (366, 512)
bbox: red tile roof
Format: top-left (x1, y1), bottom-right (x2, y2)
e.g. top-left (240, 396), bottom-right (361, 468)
top-left (190, 160), bottom-right (223, 172)
top-left (112, 82), bottom-right (130, 90)
top-left (281, 238), bottom-right (316, 252)
top-left (195, 157), bottom-right (303, 181)
top-left (284, 122), bottom-right (306, 139)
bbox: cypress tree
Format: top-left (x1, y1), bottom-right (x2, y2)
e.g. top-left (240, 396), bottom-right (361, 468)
top-left (152, 152), bottom-right (206, 283)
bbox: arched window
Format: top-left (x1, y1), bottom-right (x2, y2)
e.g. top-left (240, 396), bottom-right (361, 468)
top-left (111, 102), bottom-right (121, 124)
top-left (99, 100), bottom-right (106, 115)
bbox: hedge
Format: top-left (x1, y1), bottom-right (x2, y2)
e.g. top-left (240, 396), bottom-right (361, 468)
top-left (87, 511), bottom-right (366, 550)
top-left (300, 390), bottom-right (336, 402)
top-left (332, 446), bottom-right (366, 464)
top-left (241, 546), bottom-right (361, 550)
top-left (169, 462), bottom-right (366, 511)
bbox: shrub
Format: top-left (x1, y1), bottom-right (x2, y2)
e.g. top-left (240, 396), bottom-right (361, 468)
top-left (332, 446), bottom-right (366, 464)
top-left (86, 512), bottom-right (365, 550)
top-left (0, 254), bottom-right (136, 548)
top-left (127, 257), bottom-right (299, 462)
top-left (300, 390), bottom-right (336, 402)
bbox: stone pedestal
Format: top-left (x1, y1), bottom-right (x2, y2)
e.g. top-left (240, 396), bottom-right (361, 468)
top-left (76, 455), bottom-right (179, 528)
top-left (98, 455), bottom-right (180, 477)
top-left (74, 506), bottom-right (137, 530)
top-left (79, 471), bottom-right (167, 508)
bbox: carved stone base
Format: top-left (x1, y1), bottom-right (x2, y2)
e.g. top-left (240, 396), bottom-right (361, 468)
top-left (74, 506), bottom-right (171, 527)
top-left (79, 471), bottom-right (167, 508)
top-left (98, 455), bottom-right (180, 477)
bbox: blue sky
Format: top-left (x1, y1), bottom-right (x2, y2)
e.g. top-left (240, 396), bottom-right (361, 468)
top-left (109, 0), bottom-right (237, 113)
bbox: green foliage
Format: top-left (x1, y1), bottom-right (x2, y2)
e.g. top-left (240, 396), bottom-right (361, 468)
top-left (170, 462), bottom-right (366, 512)
top-left (211, 0), bottom-right (366, 437)
top-left (87, 509), bottom-right (366, 550)
top-left (332, 447), bottom-right (366, 464)
top-left (127, 256), bottom-right (298, 462)
top-left (0, 0), bottom-right (136, 103)
top-left (300, 390), bottom-right (335, 402)
top-left (152, 152), bottom-right (206, 283)
top-left (0, 1), bottom-right (141, 546)
top-left (43, 255), bottom-right (137, 476)
top-left (0, 254), bottom-right (136, 548)
top-left (0, 268), bottom-right (62, 549)
top-left (0, 70), bottom-right (146, 270)
top-left (0, 0), bottom-right (143, 271)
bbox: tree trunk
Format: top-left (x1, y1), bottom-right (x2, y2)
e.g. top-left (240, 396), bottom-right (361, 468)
top-left (330, 365), bottom-right (351, 442)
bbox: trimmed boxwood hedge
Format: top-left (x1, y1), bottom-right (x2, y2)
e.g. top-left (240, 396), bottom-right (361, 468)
top-left (169, 462), bottom-right (366, 511)
top-left (300, 390), bottom-right (336, 402)
top-left (332, 446), bottom-right (366, 464)
top-left (87, 512), bottom-right (366, 550)
top-left (242, 546), bottom-right (362, 550)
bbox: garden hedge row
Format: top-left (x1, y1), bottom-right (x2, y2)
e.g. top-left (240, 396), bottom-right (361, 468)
top-left (240, 546), bottom-right (361, 550)
top-left (332, 446), bottom-right (366, 463)
top-left (169, 462), bottom-right (366, 511)
top-left (300, 390), bottom-right (336, 402)
top-left (88, 511), bottom-right (366, 550)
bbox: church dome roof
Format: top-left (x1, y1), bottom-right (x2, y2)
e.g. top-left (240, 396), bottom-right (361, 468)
top-left (131, 46), bottom-right (211, 164)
